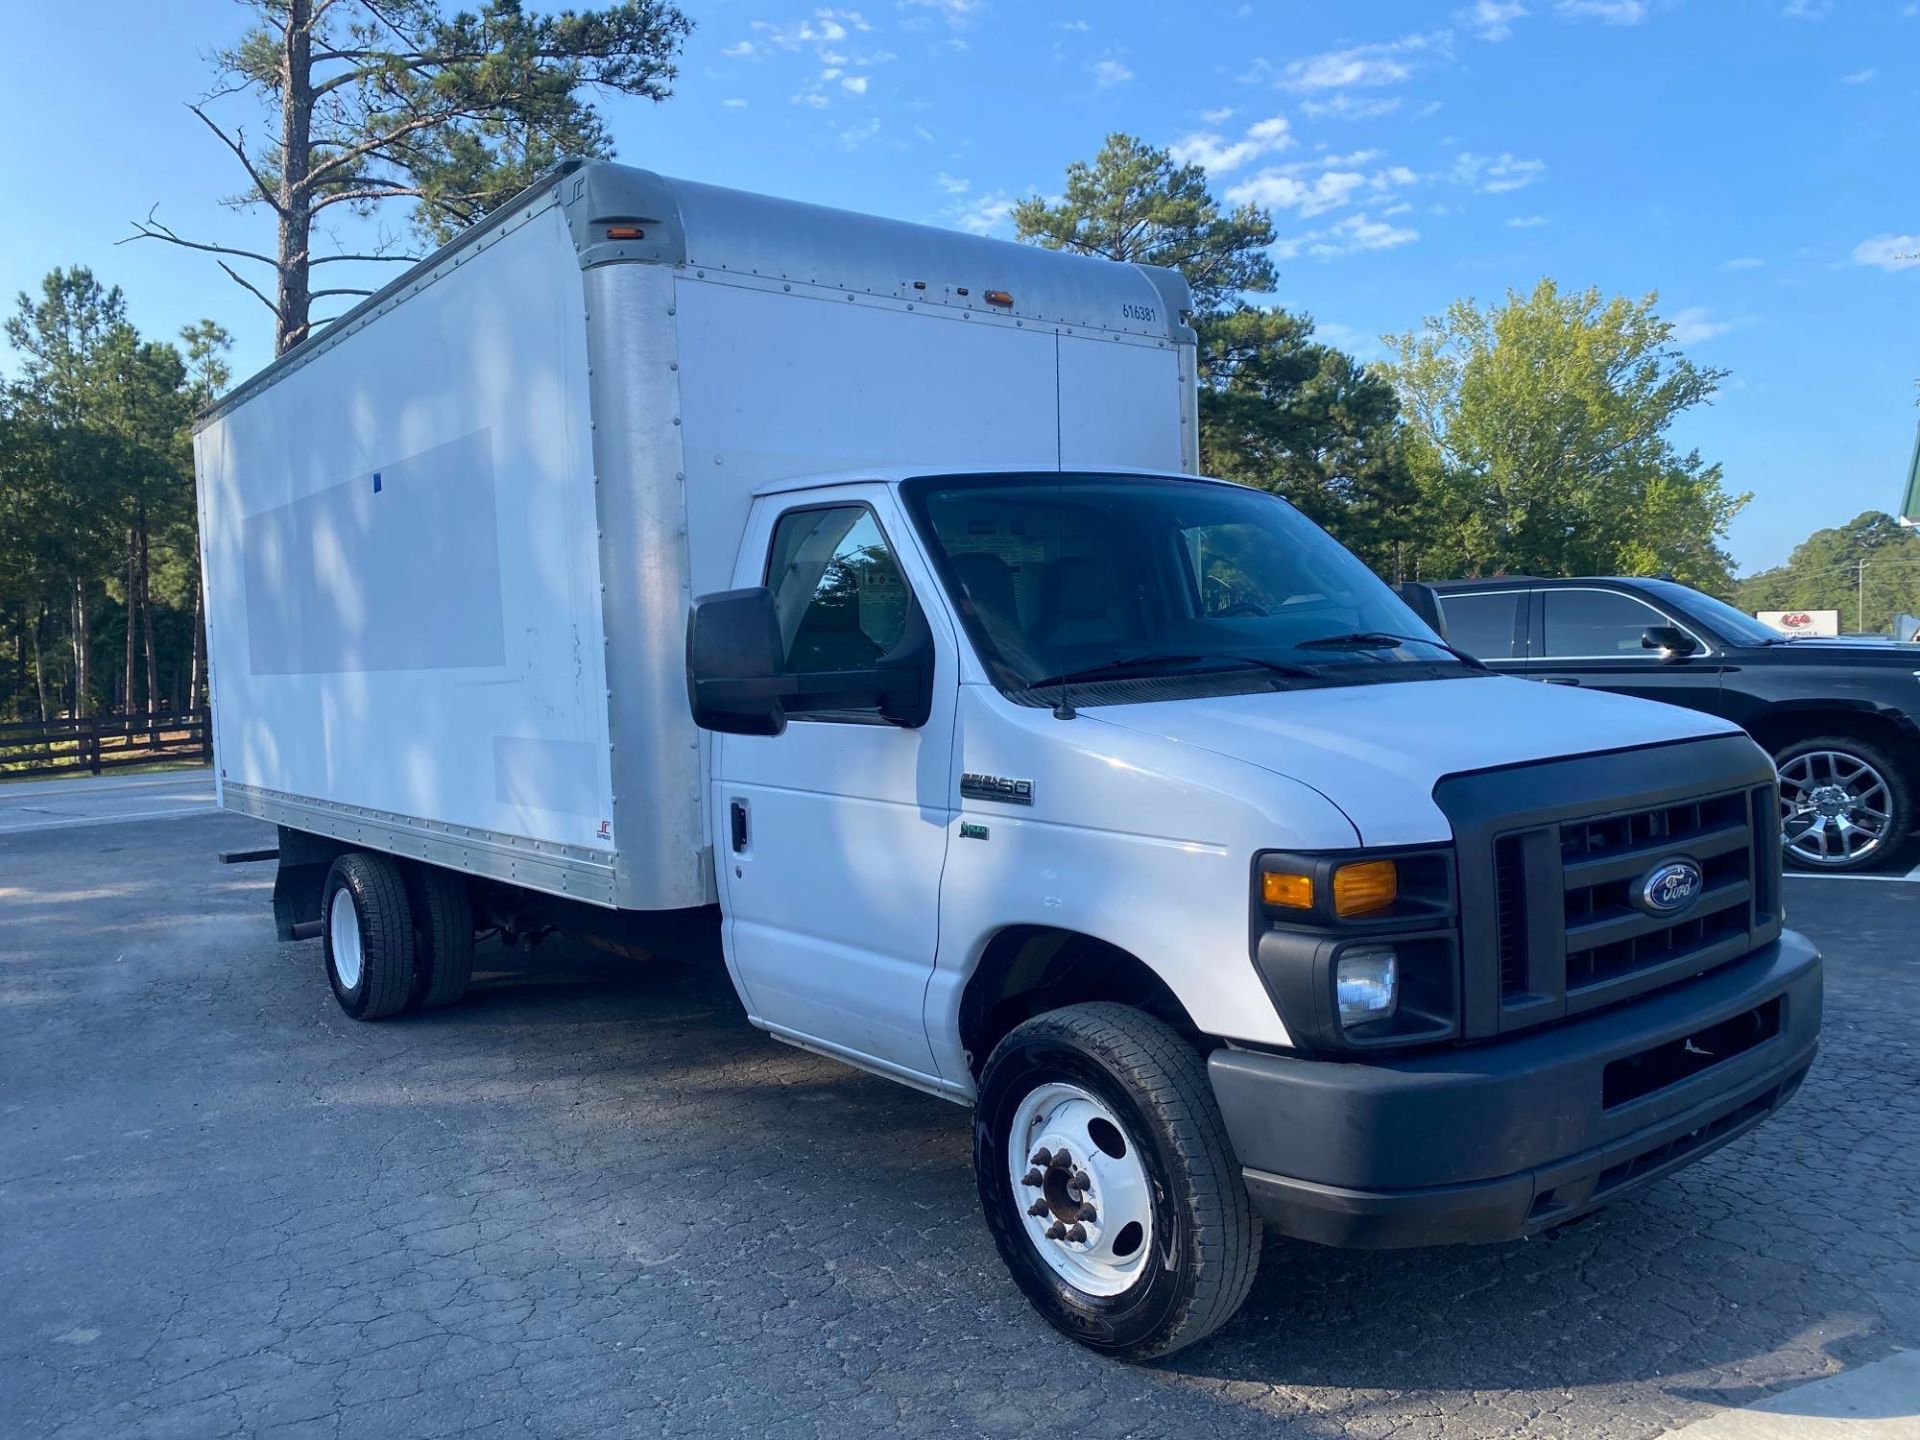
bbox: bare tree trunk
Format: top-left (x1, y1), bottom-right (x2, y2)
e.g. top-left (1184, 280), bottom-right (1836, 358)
top-left (29, 608), bottom-right (50, 724)
top-left (189, 576), bottom-right (205, 712)
top-left (276, 0), bottom-right (315, 354)
top-left (124, 528), bottom-right (138, 714)
top-left (70, 577), bottom-right (91, 719)
top-left (140, 501), bottom-right (158, 723)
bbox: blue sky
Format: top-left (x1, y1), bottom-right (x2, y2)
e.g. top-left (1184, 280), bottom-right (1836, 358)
top-left (1, 0), bottom-right (1915, 572)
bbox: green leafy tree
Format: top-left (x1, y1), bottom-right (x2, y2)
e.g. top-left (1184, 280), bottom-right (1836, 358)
top-left (129, 0), bottom-right (692, 353)
top-left (1387, 279), bottom-right (1747, 589)
top-left (1014, 135), bottom-right (1416, 569)
top-left (1738, 512), bottom-right (1920, 635)
top-left (1, 270), bottom-right (220, 722)
top-left (1200, 307), bottom-right (1420, 578)
top-left (1013, 134), bottom-right (1277, 312)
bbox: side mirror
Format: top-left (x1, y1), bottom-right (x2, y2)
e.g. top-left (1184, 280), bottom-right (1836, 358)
top-left (1396, 582), bottom-right (1449, 642)
top-left (686, 587), bottom-right (791, 736)
top-left (1641, 625), bottom-right (1699, 659)
top-left (685, 586), bottom-right (936, 736)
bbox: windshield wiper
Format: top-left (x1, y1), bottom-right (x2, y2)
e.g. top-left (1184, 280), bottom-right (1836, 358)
top-left (1029, 653), bottom-right (1322, 689)
top-left (1293, 631), bottom-right (1492, 672)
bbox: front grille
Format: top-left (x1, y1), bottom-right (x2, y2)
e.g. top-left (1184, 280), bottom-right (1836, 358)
top-left (1489, 782), bottom-right (1779, 1030)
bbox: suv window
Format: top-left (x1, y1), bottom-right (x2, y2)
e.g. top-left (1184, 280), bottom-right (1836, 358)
top-left (1540, 588), bottom-right (1672, 659)
top-left (1437, 591), bottom-right (1523, 660)
top-left (766, 506), bottom-right (910, 677)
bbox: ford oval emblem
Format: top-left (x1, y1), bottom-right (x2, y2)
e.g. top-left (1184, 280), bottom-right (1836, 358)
top-left (1636, 859), bottom-right (1704, 916)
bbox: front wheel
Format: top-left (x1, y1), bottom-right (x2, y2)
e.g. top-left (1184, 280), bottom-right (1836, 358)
top-left (974, 1003), bottom-right (1261, 1360)
top-left (1775, 736), bottom-right (1911, 872)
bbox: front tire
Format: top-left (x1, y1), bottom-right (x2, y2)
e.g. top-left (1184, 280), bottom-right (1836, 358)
top-left (1775, 735), bottom-right (1911, 872)
top-left (322, 853), bottom-right (416, 1020)
top-left (974, 1003), bottom-right (1261, 1360)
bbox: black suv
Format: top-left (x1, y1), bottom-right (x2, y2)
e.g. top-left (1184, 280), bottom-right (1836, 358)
top-left (1421, 575), bottom-right (1920, 872)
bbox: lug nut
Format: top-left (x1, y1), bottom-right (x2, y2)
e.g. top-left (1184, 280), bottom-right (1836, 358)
top-left (1065, 1223), bottom-right (1087, 1243)
top-left (1078, 1204), bottom-right (1096, 1223)
top-left (1070, 1170), bottom-right (1090, 1192)
top-left (1031, 1148), bottom-right (1052, 1168)
top-left (1045, 1222), bottom-right (1068, 1241)
top-left (1021, 1169), bottom-right (1043, 1188)
top-left (1027, 1200), bottom-right (1050, 1218)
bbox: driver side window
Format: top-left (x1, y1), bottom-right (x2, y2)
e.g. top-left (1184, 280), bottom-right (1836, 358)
top-left (765, 505), bottom-right (910, 678)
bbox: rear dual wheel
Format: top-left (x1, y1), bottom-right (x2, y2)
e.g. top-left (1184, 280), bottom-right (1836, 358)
top-left (974, 1003), bottom-right (1261, 1360)
top-left (321, 853), bottom-right (474, 1019)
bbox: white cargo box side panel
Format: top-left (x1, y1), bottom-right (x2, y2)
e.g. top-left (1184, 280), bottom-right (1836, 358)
top-left (196, 202), bottom-right (619, 901)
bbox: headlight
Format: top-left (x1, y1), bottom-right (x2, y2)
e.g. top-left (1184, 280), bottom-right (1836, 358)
top-left (1336, 946), bottom-right (1398, 1027)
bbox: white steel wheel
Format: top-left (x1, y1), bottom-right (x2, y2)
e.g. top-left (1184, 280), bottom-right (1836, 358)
top-left (329, 886), bottom-right (364, 990)
top-left (321, 852), bottom-right (417, 1020)
top-left (1777, 746), bottom-right (1897, 869)
top-left (1007, 1082), bottom-right (1154, 1298)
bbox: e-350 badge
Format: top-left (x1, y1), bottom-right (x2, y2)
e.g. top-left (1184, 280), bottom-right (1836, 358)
top-left (961, 773), bottom-right (1034, 805)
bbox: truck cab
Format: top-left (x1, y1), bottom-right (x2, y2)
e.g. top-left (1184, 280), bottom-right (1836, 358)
top-left (688, 467), bottom-right (1820, 1357)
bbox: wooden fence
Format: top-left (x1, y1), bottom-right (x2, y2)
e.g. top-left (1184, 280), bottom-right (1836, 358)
top-left (0, 710), bottom-right (212, 780)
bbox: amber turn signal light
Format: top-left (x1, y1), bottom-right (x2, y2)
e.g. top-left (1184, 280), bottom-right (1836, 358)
top-left (1260, 871), bottom-right (1314, 910)
top-left (1333, 860), bottom-right (1398, 918)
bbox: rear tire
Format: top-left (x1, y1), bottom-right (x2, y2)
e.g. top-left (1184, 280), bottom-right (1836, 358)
top-left (406, 864), bottom-right (475, 1011)
top-left (1774, 735), bottom-right (1911, 872)
top-left (974, 1002), bottom-right (1261, 1360)
top-left (322, 853), bottom-right (416, 1020)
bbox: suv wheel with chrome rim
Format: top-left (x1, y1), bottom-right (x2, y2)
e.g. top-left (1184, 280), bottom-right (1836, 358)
top-left (974, 1003), bottom-right (1261, 1359)
top-left (1774, 735), bottom-right (1911, 872)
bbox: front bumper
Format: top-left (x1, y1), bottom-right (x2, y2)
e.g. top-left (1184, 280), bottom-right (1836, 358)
top-left (1209, 930), bottom-right (1821, 1249)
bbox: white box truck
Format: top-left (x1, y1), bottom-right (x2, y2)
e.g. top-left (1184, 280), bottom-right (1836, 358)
top-left (196, 159), bottom-right (1820, 1359)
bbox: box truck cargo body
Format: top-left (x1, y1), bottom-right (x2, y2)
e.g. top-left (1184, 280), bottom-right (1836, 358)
top-left (197, 160), bottom-right (1820, 1360)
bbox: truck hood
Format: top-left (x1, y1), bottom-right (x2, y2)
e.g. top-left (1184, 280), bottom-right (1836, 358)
top-left (1085, 673), bottom-right (1743, 847)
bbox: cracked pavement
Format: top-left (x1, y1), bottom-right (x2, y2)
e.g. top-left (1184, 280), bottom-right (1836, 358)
top-left (2, 807), bottom-right (1916, 1439)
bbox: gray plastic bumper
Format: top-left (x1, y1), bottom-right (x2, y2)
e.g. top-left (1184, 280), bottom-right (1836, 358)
top-left (1209, 930), bottom-right (1821, 1249)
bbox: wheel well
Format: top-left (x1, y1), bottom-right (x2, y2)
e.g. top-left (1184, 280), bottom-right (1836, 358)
top-left (1747, 707), bottom-right (1918, 782)
top-left (957, 927), bottom-right (1200, 1079)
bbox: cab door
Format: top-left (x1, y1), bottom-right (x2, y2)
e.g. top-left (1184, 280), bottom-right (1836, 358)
top-left (1523, 585), bottom-right (1731, 718)
top-left (711, 486), bottom-right (960, 1082)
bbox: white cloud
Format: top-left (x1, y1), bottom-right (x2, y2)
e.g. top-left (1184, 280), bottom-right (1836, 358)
top-left (1201, 105), bottom-right (1237, 124)
top-left (1092, 57), bottom-right (1133, 88)
top-left (1451, 151), bottom-right (1547, 193)
top-left (722, 97), bottom-right (749, 108)
top-left (1228, 155), bottom-right (1417, 218)
top-left (954, 193), bottom-right (1017, 235)
top-left (1169, 116), bottom-right (1293, 174)
top-left (1852, 234), bottom-right (1920, 271)
top-left (1554, 0), bottom-right (1647, 21)
top-left (1667, 307), bottom-right (1735, 344)
top-left (842, 73), bottom-right (870, 92)
top-left (1300, 94), bottom-right (1404, 120)
top-left (721, 40), bottom-right (758, 58)
top-left (1279, 34), bottom-right (1433, 91)
top-left (1054, 18), bottom-right (1090, 30)
top-left (793, 92), bottom-right (831, 109)
top-left (755, 9), bottom-right (873, 50)
top-left (1841, 68), bottom-right (1877, 84)
top-left (1781, 0), bottom-right (1832, 15)
top-left (935, 172), bottom-right (971, 195)
top-left (1721, 256), bottom-right (1765, 270)
top-left (1459, 1), bottom-right (1528, 41)
top-left (1506, 213), bottom-right (1549, 227)
top-left (1275, 212), bottom-right (1420, 261)
top-left (900, 0), bottom-right (981, 26)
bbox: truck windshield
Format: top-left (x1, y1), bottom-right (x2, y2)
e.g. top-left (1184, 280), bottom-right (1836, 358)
top-left (901, 473), bottom-right (1462, 700)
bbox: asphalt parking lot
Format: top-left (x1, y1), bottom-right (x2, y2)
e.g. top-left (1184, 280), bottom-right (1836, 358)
top-left (3, 773), bottom-right (1917, 1439)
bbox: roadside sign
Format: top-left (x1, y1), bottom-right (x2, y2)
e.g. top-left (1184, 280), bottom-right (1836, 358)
top-left (1903, 420), bottom-right (1920, 527)
top-left (1757, 609), bottom-right (1841, 637)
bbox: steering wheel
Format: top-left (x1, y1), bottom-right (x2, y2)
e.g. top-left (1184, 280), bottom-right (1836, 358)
top-left (1213, 600), bottom-right (1270, 618)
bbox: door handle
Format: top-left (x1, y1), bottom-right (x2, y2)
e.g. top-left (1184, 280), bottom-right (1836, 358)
top-left (729, 799), bottom-right (750, 853)
top-left (1542, 677), bottom-right (1581, 686)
